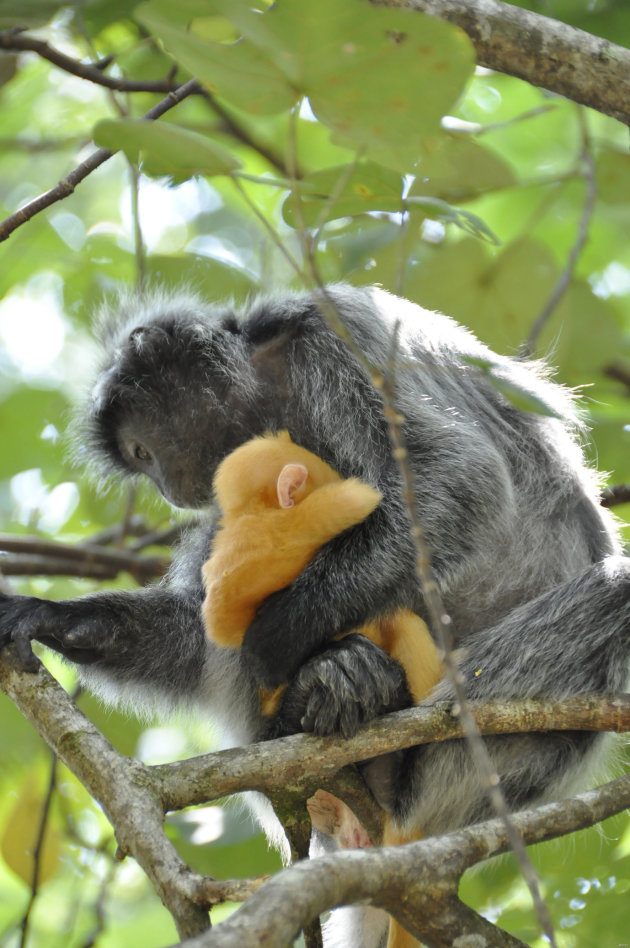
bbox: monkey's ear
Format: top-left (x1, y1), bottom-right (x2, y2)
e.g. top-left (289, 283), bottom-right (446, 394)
top-left (250, 332), bottom-right (292, 389)
top-left (277, 463), bottom-right (308, 508)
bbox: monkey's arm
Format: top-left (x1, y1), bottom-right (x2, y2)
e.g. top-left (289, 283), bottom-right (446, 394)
top-left (242, 490), bottom-right (417, 689)
top-left (0, 518), bottom-right (411, 739)
top-left (0, 587), bottom-right (209, 697)
top-left (396, 555), bottom-right (630, 835)
top-left (0, 589), bottom-right (413, 741)
top-left (204, 479), bottom-right (381, 648)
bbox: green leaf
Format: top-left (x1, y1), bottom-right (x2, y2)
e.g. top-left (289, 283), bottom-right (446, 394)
top-left (93, 118), bottom-right (241, 177)
top-left (282, 160), bottom-right (403, 227)
top-left (136, 0), bottom-right (297, 115)
top-left (406, 195), bottom-right (500, 244)
top-left (408, 238), bottom-right (558, 352)
top-left (411, 135), bottom-right (516, 201)
top-left (138, 0), bottom-right (475, 166)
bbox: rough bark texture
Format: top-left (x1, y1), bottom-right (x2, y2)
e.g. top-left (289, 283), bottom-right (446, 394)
top-left (375, 0), bottom-right (630, 124)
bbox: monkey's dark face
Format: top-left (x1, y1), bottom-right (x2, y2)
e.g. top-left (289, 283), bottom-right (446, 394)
top-left (116, 408), bottom-right (218, 508)
top-left (86, 314), bottom-right (276, 509)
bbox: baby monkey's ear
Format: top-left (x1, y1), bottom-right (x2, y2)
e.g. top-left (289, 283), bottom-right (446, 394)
top-left (277, 463), bottom-right (309, 508)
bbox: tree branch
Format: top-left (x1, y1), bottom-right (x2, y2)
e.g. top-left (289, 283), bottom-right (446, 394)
top-left (1, 647), bottom-right (628, 946)
top-left (0, 78), bottom-right (201, 243)
top-left (155, 692), bottom-right (630, 810)
top-left (602, 483), bottom-right (630, 508)
top-left (174, 771), bottom-right (630, 948)
top-left (376, 0), bottom-right (630, 125)
top-left (0, 29), bottom-right (179, 93)
top-left (0, 533), bottom-right (168, 583)
top-left (0, 649), bottom-right (210, 940)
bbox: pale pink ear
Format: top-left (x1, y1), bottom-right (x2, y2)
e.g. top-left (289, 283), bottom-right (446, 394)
top-left (277, 463), bottom-right (308, 508)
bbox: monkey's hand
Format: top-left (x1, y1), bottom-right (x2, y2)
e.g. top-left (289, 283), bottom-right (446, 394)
top-left (241, 504), bottom-right (416, 689)
top-left (0, 593), bottom-right (124, 671)
top-left (267, 634), bottom-right (412, 739)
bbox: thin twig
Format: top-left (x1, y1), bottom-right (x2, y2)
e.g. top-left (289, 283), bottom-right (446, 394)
top-left (523, 107), bottom-right (596, 357)
top-left (200, 90), bottom-right (292, 179)
top-left (281, 109), bottom-right (558, 947)
top-left (601, 484), bottom-right (630, 508)
top-left (0, 535), bottom-right (168, 582)
top-left (379, 330), bottom-right (557, 947)
top-left (604, 362), bottom-right (630, 393)
top-left (0, 78), bottom-right (202, 242)
top-left (0, 29), bottom-right (179, 93)
top-left (19, 753), bottom-right (58, 948)
top-left (230, 176), bottom-right (307, 280)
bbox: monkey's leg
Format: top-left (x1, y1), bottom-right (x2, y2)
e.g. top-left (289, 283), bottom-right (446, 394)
top-left (395, 555), bottom-right (630, 836)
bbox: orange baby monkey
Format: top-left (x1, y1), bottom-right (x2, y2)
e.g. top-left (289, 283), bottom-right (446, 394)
top-left (202, 432), bottom-right (443, 948)
top-left (202, 431), bottom-right (443, 716)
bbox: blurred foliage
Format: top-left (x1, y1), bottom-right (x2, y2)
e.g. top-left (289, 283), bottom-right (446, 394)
top-left (0, 0), bottom-right (629, 945)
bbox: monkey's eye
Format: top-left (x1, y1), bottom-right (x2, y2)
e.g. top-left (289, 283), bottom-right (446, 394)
top-left (133, 443), bottom-right (152, 462)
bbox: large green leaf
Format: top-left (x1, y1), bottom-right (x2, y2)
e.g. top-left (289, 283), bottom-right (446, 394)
top-left (93, 119), bottom-right (241, 177)
top-left (137, 0), bottom-right (475, 167)
top-left (410, 135), bottom-right (516, 201)
top-left (283, 161), bottom-right (403, 227)
top-left (136, 0), bottom-right (297, 115)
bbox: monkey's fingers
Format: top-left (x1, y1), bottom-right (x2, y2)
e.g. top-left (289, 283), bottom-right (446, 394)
top-left (0, 596), bottom-right (119, 668)
top-left (276, 634), bottom-right (412, 739)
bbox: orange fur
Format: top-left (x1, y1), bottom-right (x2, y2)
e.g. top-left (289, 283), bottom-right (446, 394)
top-left (201, 432), bottom-right (442, 948)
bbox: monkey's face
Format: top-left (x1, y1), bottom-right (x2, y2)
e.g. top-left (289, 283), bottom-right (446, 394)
top-left (115, 409), bottom-right (216, 508)
top-left (84, 316), bottom-right (280, 509)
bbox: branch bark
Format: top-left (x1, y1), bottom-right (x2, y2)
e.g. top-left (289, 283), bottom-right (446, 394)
top-left (174, 769), bottom-right (630, 948)
top-left (155, 692), bottom-right (630, 811)
top-left (0, 649), bottom-right (210, 940)
top-left (0, 533), bottom-right (168, 582)
top-left (375, 0), bottom-right (630, 125)
top-left (1, 646), bottom-right (629, 946)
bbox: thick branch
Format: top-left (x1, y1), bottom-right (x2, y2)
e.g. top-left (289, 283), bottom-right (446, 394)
top-left (175, 772), bottom-right (630, 948)
top-left (0, 650), bottom-right (209, 939)
top-left (376, 0), bottom-right (630, 125)
top-left (155, 693), bottom-right (630, 810)
top-left (1, 647), bottom-right (629, 946)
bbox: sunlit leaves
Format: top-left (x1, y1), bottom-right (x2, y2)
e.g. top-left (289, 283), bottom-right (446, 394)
top-left (137, 0), bottom-right (475, 168)
top-left (283, 161), bottom-right (404, 226)
top-left (1, 775), bottom-right (62, 886)
top-left (136, 0), bottom-right (297, 115)
top-left (94, 119), bottom-right (242, 178)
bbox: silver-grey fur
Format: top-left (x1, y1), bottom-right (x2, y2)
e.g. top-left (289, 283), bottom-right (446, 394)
top-left (1, 284), bottom-right (628, 948)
